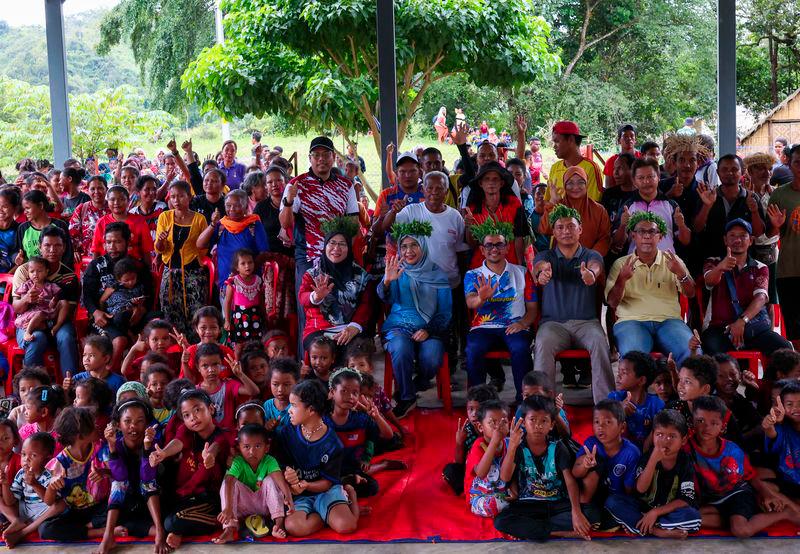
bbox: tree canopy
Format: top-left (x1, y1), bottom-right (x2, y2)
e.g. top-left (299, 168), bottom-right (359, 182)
top-left (181, 0), bottom-right (560, 156)
top-left (0, 76), bottom-right (176, 168)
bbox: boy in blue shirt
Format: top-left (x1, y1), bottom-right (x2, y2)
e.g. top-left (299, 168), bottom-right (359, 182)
top-left (495, 396), bottom-right (600, 541)
top-left (573, 400), bottom-right (640, 511)
top-left (689, 396), bottom-right (799, 537)
top-left (763, 380), bottom-right (800, 501)
top-left (514, 372), bottom-right (571, 441)
top-left (608, 351), bottom-right (664, 448)
top-left (606, 409), bottom-right (702, 538)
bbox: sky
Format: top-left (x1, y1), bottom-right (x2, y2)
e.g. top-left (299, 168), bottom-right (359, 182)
top-left (1, 0), bottom-right (119, 27)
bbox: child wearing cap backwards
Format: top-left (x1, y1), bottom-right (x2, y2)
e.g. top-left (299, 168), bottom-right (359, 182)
top-left (688, 396), bottom-right (800, 537)
top-left (605, 410), bottom-right (701, 538)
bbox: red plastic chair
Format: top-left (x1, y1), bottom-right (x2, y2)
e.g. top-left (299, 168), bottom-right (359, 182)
top-left (383, 351), bottom-right (451, 412)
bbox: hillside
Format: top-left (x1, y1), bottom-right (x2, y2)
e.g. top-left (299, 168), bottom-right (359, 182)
top-left (0, 9), bottom-right (142, 96)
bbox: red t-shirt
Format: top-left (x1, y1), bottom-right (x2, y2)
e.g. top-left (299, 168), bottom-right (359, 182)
top-left (3, 452), bottom-right (21, 484)
top-left (90, 213), bottom-right (155, 261)
top-left (180, 343), bottom-right (234, 382)
top-left (174, 425), bottom-right (235, 498)
top-left (127, 347), bottom-right (183, 381)
top-left (703, 257), bottom-right (770, 327)
top-left (468, 196), bottom-right (526, 268)
top-left (603, 151), bottom-right (642, 177)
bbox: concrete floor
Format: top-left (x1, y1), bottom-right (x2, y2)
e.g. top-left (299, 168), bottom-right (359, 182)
top-left (18, 538), bottom-right (800, 553)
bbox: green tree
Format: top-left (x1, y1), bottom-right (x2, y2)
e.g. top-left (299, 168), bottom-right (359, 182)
top-left (181, 0), bottom-right (560, 158)
top-left (97, 0), bottom-right (216, 114)
top-left (0, 76), bottom-right (176, 169)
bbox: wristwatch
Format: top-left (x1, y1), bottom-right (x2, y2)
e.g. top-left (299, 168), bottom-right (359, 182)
top-left (282, 197), bottom-right (293, 207)
top-left (741, 315), bottom-right (750, 324)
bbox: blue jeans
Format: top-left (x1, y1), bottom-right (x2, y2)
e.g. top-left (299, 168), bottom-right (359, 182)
top-left (466, 327), bottom-right (533, 401)
top-left (16, 321), bottom-right (78, 374)
top-left (614, 319), bottom-right (693, 365)
top-left (384, 330), bottom-right (445, 402)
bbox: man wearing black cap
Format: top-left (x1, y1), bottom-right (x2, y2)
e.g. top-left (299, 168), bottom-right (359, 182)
top-left (279, 136), bottom-right (360, 354)
top-left (701, 219), bottom-right (790, 355)
top-left (603, 124), bottom-right (640, 189)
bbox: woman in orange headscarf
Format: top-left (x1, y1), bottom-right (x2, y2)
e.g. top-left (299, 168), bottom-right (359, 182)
top-left (539, 165), bottom-right (611, 256)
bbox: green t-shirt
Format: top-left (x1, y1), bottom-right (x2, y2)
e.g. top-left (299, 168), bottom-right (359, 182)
top-left (226, 454), bottom-right (280, 491)
top-left (21, 225), bottom-right (42, 258)
top-left (769, 184), bottom-right (800, 278)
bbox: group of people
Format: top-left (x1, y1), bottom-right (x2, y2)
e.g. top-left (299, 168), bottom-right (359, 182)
top-left (0, 115), bottom-right (797, 547)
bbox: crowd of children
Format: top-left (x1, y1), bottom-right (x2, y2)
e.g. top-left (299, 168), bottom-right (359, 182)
top-left (456, 349), bottom-right (800, 541)
top-left (0, 305), bottom-right (798, 548)
top-left (0, 308), bottom-right (419, 552)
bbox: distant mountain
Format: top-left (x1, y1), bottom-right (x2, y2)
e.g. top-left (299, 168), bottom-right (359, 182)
top-left (0, 9), bottom-right (142, 96)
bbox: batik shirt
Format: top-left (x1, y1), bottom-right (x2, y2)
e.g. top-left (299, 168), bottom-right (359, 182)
top-left (464, 261), bottom-right (536, 329)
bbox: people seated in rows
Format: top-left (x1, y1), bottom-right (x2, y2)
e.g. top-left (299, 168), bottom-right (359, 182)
top-left (380, 221), bottom-right (451, 418)
top-left (606, 212), bottom-right (695, 363)
top-left (701, 219), bottom-right (791, 356)
top-left (533, 205), bottom-right (613, 402)
top-left (464, 220), bottom-right (536, 402)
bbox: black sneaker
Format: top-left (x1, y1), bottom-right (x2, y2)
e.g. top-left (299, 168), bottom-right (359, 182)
top-left (392, 398), bottom-right (417, 419)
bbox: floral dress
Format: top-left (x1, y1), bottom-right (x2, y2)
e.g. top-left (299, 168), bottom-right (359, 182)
top-left (69, 202), bottom-right (109, 257)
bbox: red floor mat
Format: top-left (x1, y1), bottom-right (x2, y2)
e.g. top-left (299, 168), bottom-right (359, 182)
top-left (7, 406), bottom-right (799, 545)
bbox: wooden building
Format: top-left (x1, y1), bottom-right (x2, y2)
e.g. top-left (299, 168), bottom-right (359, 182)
top-left (740, 88), bottom-right (800, 154)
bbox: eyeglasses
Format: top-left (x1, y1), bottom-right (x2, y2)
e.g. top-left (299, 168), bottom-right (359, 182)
top-left (634, 229), bottom-right (660, 237)
top-left (565, 180), bottom-right (587, 189)
top-left (327, 241), bottom-right (348, 249)
top-left (482, 242), bottom-right (508, 250)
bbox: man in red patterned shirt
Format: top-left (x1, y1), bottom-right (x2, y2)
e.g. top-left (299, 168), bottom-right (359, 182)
top-left (279, 136), bottom-right (360, 355)
top-left (701, 218), bottom-right (790, 355)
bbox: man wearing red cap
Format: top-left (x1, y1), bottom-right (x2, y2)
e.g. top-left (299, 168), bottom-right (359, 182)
top-left (546, 121), bottom-right (603, 204)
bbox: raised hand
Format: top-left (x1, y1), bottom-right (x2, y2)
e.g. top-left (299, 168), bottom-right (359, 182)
top-left (536, 262), bottom-right (553, 286)
top-left (385, 142), bottom-right (395, 157)
top-left (515, 114), bottom-right (527, 135)
top-left (688, 330), bottom-right (701, 356)
top-left (104, 422), bottom-right (117, 447)
top-left (619, 206), bottom-right (631, 228)
top-left (22, 466), bottom-right (35, 486)
top-left (767, 204), bottom-right (787, 229)
top-left (201, 442), bottom-right (215, 469)
top-left (745, 190), bottom-right (759, 214)
top-left (144, 424), bottom-right (157, 451)
top-left (225, 353), bottom-right (242, 378)
top-left (384, 255), bottom-right (404, 283)
top-left (508, 417), bottom-right (524, 449)
top-left (697, 182), bottom-right (717, 206)
top-left (579, 262), bottom-right (596, 285)
top-left (455, 418), bottom-right (467, 446)
top-left (61, 371), bottom-right (73, 391)
top-left (663, 250), bottom-right (685, 277)
top-left (475, 274), bottom-right (499, 302)
top-left (170, 327), bottom-right (190, 351)
top-left (451, 122), bottom-right (469, 145)
top-left (618, 255), bottom-right (637, 282)
top-left (623, 391), bottom-right (636, 416)
top-left (741, 370), bottom-right (758, 390)
top-left (149, 444), bottom-right (166, 467)
top-left (765, 396), bottom-right (786, 428)
top-left (674, 206), bottom-right (686, 229)
top-left (285, 182), bottom-right (298, 203)
top-left (555, 393), bottom-right (564, 411)
top-left (667, 178), bottom-right (684, 199)
top-left (389, 198), bottom-right (406, 214)
top-left (181, 138), bottom-right (193, 154)
top-left (463, 206), bottom-right (476, 227)
top-left (582, 444), bottom-right (598, 469)
top-left (312, 273), bottom-right (334, 302)
top-left (717, 247), bottom-right (737, 272)
top-left (211, 209), bottom-right (221, 226)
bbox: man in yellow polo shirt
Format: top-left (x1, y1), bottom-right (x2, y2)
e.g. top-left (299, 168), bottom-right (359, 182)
top-left (547, 120), bottom-right (603, 202)
top-left (605, 212), bottom-right (696, 363)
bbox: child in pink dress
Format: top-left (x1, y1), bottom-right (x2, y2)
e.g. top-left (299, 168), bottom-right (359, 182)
top-left (14, 257), bottom-right (65, 343)
top-left (223, 249), bottom-right (265, 353)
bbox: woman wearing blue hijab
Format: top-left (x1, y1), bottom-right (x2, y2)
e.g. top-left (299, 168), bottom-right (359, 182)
top-left (379, 221), bottom-right (452, 419)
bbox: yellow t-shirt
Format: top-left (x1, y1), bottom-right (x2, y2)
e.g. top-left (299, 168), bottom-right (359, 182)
top-left (546, 158), bottom-right (603, 202)
top-left (605, 251), bottom-right (686, 323)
